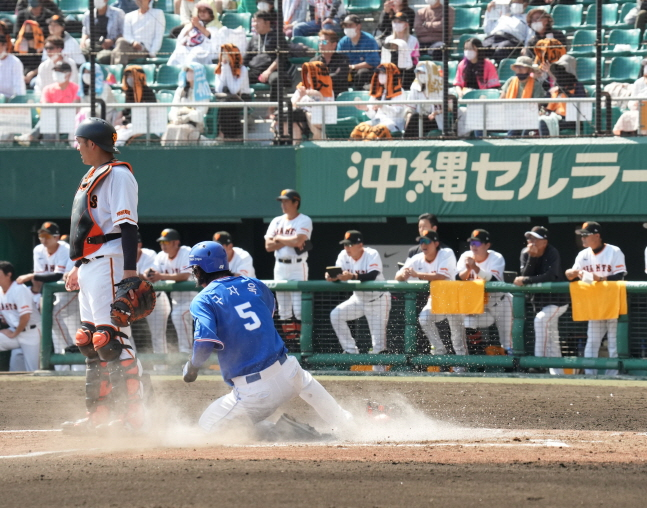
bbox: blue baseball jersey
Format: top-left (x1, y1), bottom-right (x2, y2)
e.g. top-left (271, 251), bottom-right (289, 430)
top-left (189, 276), bottom-right (288, 386)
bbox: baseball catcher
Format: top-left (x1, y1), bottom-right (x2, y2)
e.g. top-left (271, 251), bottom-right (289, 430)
top-left (110, 276), bottom-right (156, 327)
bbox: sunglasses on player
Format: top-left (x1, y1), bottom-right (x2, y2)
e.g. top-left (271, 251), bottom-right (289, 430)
top-left (470, 241), bottom-right (482, 247)
top-left (419, 238), bottom-right (432, 245)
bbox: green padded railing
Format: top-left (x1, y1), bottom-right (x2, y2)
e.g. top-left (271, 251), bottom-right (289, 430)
top-left (40, 281), bottom-right (647, 373)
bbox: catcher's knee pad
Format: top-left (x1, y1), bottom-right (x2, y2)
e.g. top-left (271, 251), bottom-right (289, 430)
top-left (84, 357), bottom-right (110, 416)
top-left (76, 322), bottom-right (98, 358)
top-left (93, 326), bottom-right (127, 362)
top-left (350, 122), bottom-right (371, 139)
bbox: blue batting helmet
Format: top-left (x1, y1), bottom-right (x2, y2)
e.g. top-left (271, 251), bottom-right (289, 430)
top-left (187, 241), bottom-right (229, 273)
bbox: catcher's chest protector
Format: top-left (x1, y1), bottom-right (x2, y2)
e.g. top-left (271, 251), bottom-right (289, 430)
top-left (69, 161), bottom-right (133, 261)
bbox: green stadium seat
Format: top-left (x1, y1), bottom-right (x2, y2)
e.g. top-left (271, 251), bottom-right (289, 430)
top-left (526, 4), bottom-right (550, 13)
top-left (452, 0), bottom-right (477, 5)
top-left (603, 29), bottom-right (640, 56)
top-left (58, 0), bottom-right (88, 13)
top-left (8, 93), bottom-right (40, 127)
top-left (551, 4), bottom-right (583, 31)
top-left (584, 3), bottom-right (618, 28)
top-left (250, 82), bottom-right (270, 91)
top-left (346, 0), bottom-right (382, 15)
top-left (453, 7), bottom-right (482, 35)
top-left (237, 0), bottom-right (257, 14)
top-left (289, 36), bottom-right (319, 64)
top-left (616, 2), bottom-right (637, 27)
top-left (0, 12), bottom-right (16, 25)
top-left (604, 56), bottom-right (642, 84)
top-left (100, 64), bottom-right (124, 85)
top-left (569, 29), bottom-right (600, 57)
top-left (461, 88), bottom-right (500, 101)
top-left (112, 89), bottom-right (126, 103)
top-left (221, 12), bottom-right (252, 31)
top-left (0, 94), bottom-right (5, 103)
top-left (148, 37), bottom-right (177, 64)
top-left (497, 58), bottom-right (516, 84)
top-left (203, 96), bottom-right (220, 138)
top-left (139, 63), bottom-right (157, 85)
top-left (154, 64), bottom-right (181, 89)
top-left (164, 13), bottom-right (182, 36)
top-left (155, 89), bottom-right (175, 102)
top-left (576, 56), bottom-right (596, 84)
top-left (325, 90), bottom-right (370, 138)
top-left (205, 63), bottom-right (218, 86)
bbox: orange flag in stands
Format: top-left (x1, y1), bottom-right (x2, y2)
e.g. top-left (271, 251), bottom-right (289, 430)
top-left (569, 281), bottom-right (627, 321)
top-left (430, 280), bottom-right (485, 315)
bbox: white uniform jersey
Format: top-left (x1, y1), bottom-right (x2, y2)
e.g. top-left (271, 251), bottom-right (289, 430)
top-left (137, 248), bottom-right (157, 275)
top-left (33, 241), bottom-right (74, 275)
top-left (153, 245), bottom-right (192, 275)
top-left (402, 248), bottom-right (457, 280)
top-left (265, 213), bottom-right (313, 261)
top-left (571, 244), bottom-right (627, 278)
top-left (0, 281), bottom-right (40, 330)
top-left (335, 246), bottom-right (385, 301)
top-left (83, 164), bottom-right (138, 258)
top-left (230, 247), bottom-right (255, 277)
top-left (456, 250), bottom-right (505, 282)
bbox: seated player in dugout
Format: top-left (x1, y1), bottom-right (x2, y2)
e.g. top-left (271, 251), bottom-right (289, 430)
top-left (326, 230), bottom-right (391, 355)
top-left (456, 229), bottom-right (513, 356)
top-left (213, 231), bottom-right (256, 278)
top-left (396, 229), bottom-right (467, 371)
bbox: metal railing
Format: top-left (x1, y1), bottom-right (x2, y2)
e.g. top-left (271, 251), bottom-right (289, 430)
top-left (40, 280), bottom-right (647, 374)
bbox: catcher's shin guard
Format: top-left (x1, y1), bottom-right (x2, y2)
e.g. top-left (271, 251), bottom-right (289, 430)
top-left (76, 322), bottom-right (98, 358)
top-left (93, 326), bottom-right (128, 362)
top-left (84, 357), bottom-right (111, 425)
top-left (107, 358), bottom-right (145, 429)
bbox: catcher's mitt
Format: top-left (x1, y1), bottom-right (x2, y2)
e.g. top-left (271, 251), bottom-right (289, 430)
top-left (110, 276), bottom-right (156, 327)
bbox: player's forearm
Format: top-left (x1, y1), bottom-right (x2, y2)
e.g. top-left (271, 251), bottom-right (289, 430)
top-left (265, 239), bottom-right (282, 252)
top-left (419, 273), bottom-right (447, 281)
top-left (191, 340), bottom-right (214, 367)
top-left (12, 314), bottom-right (31, 337)
top-left (33, 272), bottom-right (64, 283)
top-left (356, 270), bottom-right (379, 282)
top-left (273, 235), bottom-right (303, 247)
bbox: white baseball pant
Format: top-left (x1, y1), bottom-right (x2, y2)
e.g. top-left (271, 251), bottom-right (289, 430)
top-left (464, 292), bottom-right (513, 350)
top-left (330, 293), bottom-right (391, 354)
top-left (199, 355), bottom-right (352, 434)
top-left (419, 299), bottom-right (467, 356)
top-left (534, 304), bottom-right (568, 375)
top-left (584, 318), bottom-right (618, 376)
top-left (0, 326), bottom-right (41, 371)
top-left (145, 291), bottom-right (171, 354)
top-left (170, 290), bottom-right (197, 354)
top-left (273, 260), bottom-right (308, 320)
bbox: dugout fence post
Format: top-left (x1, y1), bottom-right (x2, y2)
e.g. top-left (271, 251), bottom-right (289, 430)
top-left (40, 282), bottom-right (56, 370)
top-left (616, 312), bottom-right (630, 360)
top-left (511, 293), bottom-right (527, 357)
top-left (299, 291), bottom-right (314, 357)
top-left (403, 291), bottom-right (418, 356)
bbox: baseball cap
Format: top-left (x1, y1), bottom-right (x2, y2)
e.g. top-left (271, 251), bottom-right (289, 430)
top-left (38, 221), bottom-right (60, 236)
top-left (417, 229), bottom-right (439, 242)
top-left (156, 228), bottom-right (180, 242)
top-left (467, 229), bottom-right (490, 243)
top-left (575, 221), bottom-right (601, 236)
top-left (213, 231), bottom-right (232, 245)
top-left (276, 189), bottom-right (301, 201)
top-left (524, 226), bottom-right (548, 240)
top-left (339, 230), bottom-right (363, 245)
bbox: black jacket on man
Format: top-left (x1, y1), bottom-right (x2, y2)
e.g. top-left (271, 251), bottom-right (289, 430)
top-left (519, 243), bottom-right (569, 308)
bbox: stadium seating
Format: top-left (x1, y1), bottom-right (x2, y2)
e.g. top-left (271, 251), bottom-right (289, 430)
top-left (9, 92), bottom-right (40, 127)
top-left (604, 56), bottom-right (642, 84)
top-left (164, 13), bottom-right (181, 36)
top-left (205, 63), bottom-right (218, 86)
top-left (326, 90), bottom-right (370, 138)
top-left (58, 0), bottom-right (88, 14)
top-left (569, 29), bottom-right (599, 57)
top-left (603, 29), bottom-right (640, 56)
top-left (140, 64), bottom-right (157, 85)
top-left (100, 64), bottom-right (124, 85)
top-left (221, 12), bottom-right (252, 31)
top-left (616, 2), bottom-right (637, 28)
top-left (583, 3), bottom-right (618, 28)
top-left (551, 4), bottom-right (583, 31)
top-left (497, 58), bottom-right (515, 84)
top-left (461, 88), bottom-right (500, 101)
top-left (237, 0), bottom-right (257, 14)
top-left (289, 36), bottom-right (319, 64)
top-left (148, 37), bottom-right (177, 65)
top-left (155, 90), bottom-right (175, 102)
top-left (346, 0), bottom-right (382, 15)
top-left (576, 56), bottom-right (596, 84)
top-left (154, 64), bottom-right (181, 89)
top-left (453, 7), bottom-right (482, 35)
top-left (0, 12), bottom-right (16, 24)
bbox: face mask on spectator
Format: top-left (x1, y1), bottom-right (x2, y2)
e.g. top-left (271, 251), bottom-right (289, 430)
top-left (392, 22), bottom-right (405, 33)
top-left (464, 49), bottom-right (476, 61)
top-left (54, 71), bottom-right (67, 83)
top-left (83, 73), bottom-right (91, 85)
top-left (95, 0), bottom-right (107, 8)
top-left (126, 76), bottom-right (134, 87)
top-left (510, 3), bottom-right (524, 15)
top-left (378, 74), bottom-right (387, 85)
top-left (344, 27), bottom-right (357, 38)
top-left (531, 21), bottom-right (544, 32)
top-left (257, 2), bottom-right (270, 11)
top-left (515, 72), bottom-right (529, 80)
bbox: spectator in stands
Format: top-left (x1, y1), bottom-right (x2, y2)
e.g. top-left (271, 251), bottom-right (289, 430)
top-left (15, 0), bottom-right (61, 14)
top-left (613, 101), bottom-right (645, 137)
top-left (338, 15), bottom-right (380, 90)
top-left (34, 36), bottom-right (79, 94)
top-left (170, 0), bottom-right (220, 38)
top-left (168, 1), bottom-right (218, 66)
top-left (14, 0), bottom-right (56, 38)
top-left (381, 11), bottom-right (419, 89)
top-left (14, 20), bottom-right (45, 86)
top-left (632, 58), bottom-right (647, 98)
top-left (374, 0), bottom-right (415, 46)
top-left (113, 0), bottom-right (138, 14)
top-left (523, 11), bottom-right (567, 61)
top-left (43, 15), bottom-right (84, 66)
top-left (162, 62), bottom-right (211, 145)
top-left (311, 29), bottom-right (348, 97)
top-left (81, 0), bottom-right (126, 64)
top-left (0, 32), bottom-right (26, 99)
top-left (245, 11), bottom-right (289, 108)
top-left (351, 62), bottom-right (405, 139)
top-left (454, 37), bottom-right (500, 99)
top-left (293, 0), bottom-right (346, 37)
top-left (500, 56), bottom-right (545, 136)
top-left (289, 60), bottom-right (335, 141)
top-left (514, 226), bottom-right (569, 375)
top-left (41, 61), bottom-right (79, 142)
top-left (111, 0), bottom-right (165, 66)
top-left (413, 0), bottom-right (454, 61)
top-left (482, 0), bottom-right (531, 63)
top-left (635, 1), bottom-right (647, 39)
top-left (404, 61), bottom-right (442, 138)
top-left (76, 62), bottom-right (118, 125)
top-left (214, 43), bottom-right (251, 140)
top-left (539, 54), bottom-right (587, 136)
top-left (115, 64), bottom-right (157, 144)
top-left (282, 0), bottom-right (309, 38)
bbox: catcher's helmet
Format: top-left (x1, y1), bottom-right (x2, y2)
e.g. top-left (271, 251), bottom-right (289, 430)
top-left (187, 241), bottom-right (229, 273)
top-left (75, 117), bottom-right (120, 154)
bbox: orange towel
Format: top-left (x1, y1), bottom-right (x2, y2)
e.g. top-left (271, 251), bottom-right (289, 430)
top-left (569, 281), bottom-right (627, 321)
top-left (430, 280), bottom-right (485, 315)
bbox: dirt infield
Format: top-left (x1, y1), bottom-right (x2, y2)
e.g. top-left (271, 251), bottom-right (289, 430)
top-left (1, 375), bottom-right (646, 507)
